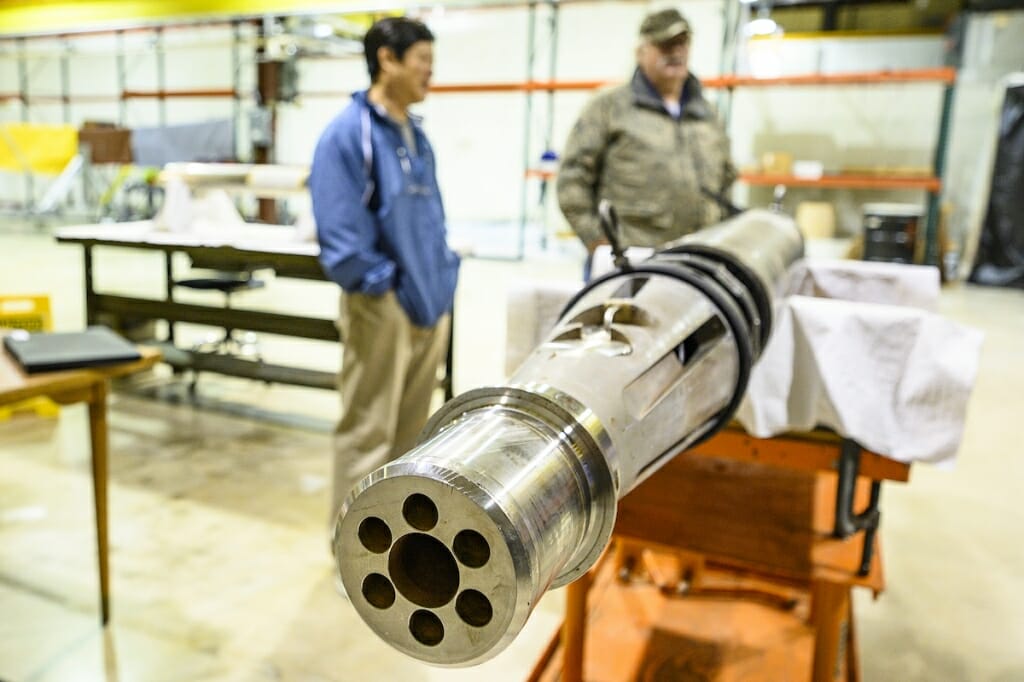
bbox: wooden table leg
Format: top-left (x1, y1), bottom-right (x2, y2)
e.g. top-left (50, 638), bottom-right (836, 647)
top-left (810, 579), bottom-right (851, 682)
top-left (562, 570), bottom-right (591, 682)
top-left (88, 380), bottom-right (110, 625)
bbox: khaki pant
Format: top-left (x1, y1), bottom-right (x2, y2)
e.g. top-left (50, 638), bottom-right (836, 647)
top-left (330, 291), bottom-right (450, 522)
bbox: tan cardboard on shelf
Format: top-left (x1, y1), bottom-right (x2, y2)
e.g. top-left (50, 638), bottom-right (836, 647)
top-left (78, 121), bottom-right (132, 164)
top-left (795, 201), bottom-right (835, 239)
top-left (839, 164), bottom-right (933, 178)
top-left (760, 151), bottom-right (793, 175)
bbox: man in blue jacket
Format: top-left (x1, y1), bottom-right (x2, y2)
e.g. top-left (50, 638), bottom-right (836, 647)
top-left (310, 17), bottom-right (460, 523)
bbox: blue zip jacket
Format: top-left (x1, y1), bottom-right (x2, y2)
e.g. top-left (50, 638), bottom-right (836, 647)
top-left (310, 91), bottom-right (460, 328)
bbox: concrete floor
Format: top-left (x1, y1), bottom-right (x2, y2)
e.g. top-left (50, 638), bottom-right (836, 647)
top-left (1, 225), bottom-right (1022, 681)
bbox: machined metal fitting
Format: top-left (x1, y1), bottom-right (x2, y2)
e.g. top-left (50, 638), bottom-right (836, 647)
top-left (333, 209), bottom-right (803, 666)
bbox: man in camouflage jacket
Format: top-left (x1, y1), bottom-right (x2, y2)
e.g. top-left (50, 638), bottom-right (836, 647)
top-left (557, 8), bottom-right (737, 254)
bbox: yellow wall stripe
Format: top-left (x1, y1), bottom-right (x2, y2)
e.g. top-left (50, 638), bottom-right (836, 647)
top-left (0, 0), bottom-right (388, 37)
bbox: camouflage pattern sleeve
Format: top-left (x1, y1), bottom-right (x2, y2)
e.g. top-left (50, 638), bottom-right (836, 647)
top-left (720, 119), bottom-right (738, 193)
top-left (557, 96), bottom-right (610, 250)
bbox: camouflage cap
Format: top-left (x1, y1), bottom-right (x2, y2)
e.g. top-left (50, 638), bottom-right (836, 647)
top-left (639, 8), bottom-right (691, 44)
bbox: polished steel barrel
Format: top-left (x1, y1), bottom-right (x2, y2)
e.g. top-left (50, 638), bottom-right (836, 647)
top-left (333, 209), bottom-right (803, 666)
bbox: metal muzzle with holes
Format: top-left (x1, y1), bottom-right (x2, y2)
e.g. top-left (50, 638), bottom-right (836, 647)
top-left (332, 208), bottom-right (804, 666)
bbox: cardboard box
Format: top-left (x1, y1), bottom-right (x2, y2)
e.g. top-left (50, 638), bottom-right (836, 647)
top-left (78, 121), bottom-right (132, 164)
top-left (760, 151), bottom-right (793, 175)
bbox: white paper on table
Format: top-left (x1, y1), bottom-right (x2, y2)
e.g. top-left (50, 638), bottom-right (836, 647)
top-left (293, 206), bottom-right (318, 243)
top-left (189, 189), bottom-right (245, 234)
top-left (154, 180), bottom-right (244, 236)
top-left (154, 176), bottom-right (193, 233)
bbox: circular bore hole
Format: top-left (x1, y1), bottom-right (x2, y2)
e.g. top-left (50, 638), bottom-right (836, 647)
top-left (409, 609), bottom-right (445, 647)
top-left (456, 589), bottom-right (493, 628)
top-left (402, 493), bottom-right (439, 531)
top-left (453, 529), bottom-right (490, 568)
top-left (388, 533), bottom-right (459, 608)
top-left (362, 573), bottom-right (396, 610)
top-left (357, 517), bottom-right (392, 554)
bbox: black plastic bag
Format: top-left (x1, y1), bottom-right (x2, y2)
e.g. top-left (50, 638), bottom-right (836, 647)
top-left (970, 83), bottom-right (1024, 288)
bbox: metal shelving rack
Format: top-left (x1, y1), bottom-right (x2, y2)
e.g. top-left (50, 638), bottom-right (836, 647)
top-left (709, 66), bottom-right (958, 266)
top-left (463, 65), bottom-right (956, 264)
top-left (1, 2), bottom-right (959, 262)
top-left (0, 20), bottom-right (255, 217)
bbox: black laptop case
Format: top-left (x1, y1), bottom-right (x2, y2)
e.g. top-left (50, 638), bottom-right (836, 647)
top-left (3, 326), bottom-right (141, 374)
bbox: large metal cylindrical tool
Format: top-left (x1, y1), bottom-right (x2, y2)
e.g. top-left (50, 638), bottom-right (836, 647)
top-left (333, 209), bottom-right (803, 666)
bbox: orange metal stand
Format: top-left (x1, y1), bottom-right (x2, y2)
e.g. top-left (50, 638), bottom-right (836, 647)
top-left (529, 427), bottom-right (910, 682)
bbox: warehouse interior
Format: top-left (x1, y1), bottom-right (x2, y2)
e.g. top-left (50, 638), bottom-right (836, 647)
top-left (1, 0), bottom-right (1023, 680)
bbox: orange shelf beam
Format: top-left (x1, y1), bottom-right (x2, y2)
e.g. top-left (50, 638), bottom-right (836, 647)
top-left (433, 68), bottom-right (955, 94)
top-left (529, 170), bottom-right (941, 191)
top-left (300, 68), bottom-right (955, 99)
top-left (740, 173), bottom-right (941, 191)
top-left (14, 94), bottom-right (123, 104)
top-left (122, 88), bottom-right (238, 99)
top-left (302, 80), bottom-right (613, 98)
top-left (525, 168), bottom-right (557, 180)
top-left (705, 67), bottom-right (956, 88)
top-left (6, 70), bottom-right (957, 108)
top-left (438, 67), bottom-right (956, 94)
top-left (429, 80), bottom-right (613, 93)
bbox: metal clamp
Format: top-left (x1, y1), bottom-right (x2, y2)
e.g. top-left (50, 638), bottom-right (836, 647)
top-left (833, 439), bottom-right (883, 577)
